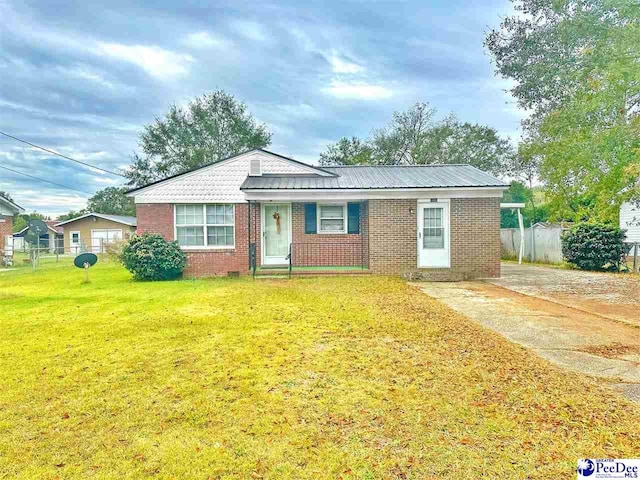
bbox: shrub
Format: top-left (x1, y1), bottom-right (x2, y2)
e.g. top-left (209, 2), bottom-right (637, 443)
top-left (562, 223), bottom-right (626, 271)
top-left (120, 233), bottom-right (186, 280)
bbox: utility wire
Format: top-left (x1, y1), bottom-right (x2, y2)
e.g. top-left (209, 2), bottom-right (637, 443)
top-left (0, 164), bottom-right (92, 195)
top-left (0, 130), bottom-right (126, 177)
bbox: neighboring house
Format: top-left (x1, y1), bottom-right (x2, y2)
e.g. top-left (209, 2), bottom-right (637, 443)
top-left (127, 149), bottom-right (509, 280)
top-left (0, 196), bottom-right (24, 255)
top-left (13, 220), bottom-right (64, 253)
top-left (620, 201), bottom-right (640, 243)
top-left (55, 213), bottom-right (137, 254)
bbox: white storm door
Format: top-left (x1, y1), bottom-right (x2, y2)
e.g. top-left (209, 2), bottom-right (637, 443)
top-left (417, 201), bottom-right (450, 268)
top-left (262, 204), bottom-right (291, 265)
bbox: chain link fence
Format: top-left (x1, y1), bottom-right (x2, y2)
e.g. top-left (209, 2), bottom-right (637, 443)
top-left (2, 234), bottom-right (125, 268)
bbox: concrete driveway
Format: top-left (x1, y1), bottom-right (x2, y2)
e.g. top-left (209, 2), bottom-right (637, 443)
top-left (414, 264), bottom-right (640, 401)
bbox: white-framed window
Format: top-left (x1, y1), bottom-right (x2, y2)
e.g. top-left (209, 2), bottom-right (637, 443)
top-left (175, 204), bottom-right (235, 248)
top-left (422, 207), bottom-right (445, 249)
top-left (71, 232), bottom-right (80, 244)
top-left (317, 203), bottom-right (347, 234)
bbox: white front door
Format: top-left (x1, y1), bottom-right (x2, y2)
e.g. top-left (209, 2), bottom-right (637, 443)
top-left (417, 200), bottom-right (450, 268)
top-left (262, 204), bottom-right (291, 265)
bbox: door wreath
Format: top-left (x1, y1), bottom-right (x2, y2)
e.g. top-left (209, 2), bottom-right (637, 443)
top-left (272, 211), bottom-right (281, 234)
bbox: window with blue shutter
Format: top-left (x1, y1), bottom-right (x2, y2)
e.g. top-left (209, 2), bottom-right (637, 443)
top-left (304, 203), bottom-right (317, 234)
top-left (347, 203), bottom-right (360, 234)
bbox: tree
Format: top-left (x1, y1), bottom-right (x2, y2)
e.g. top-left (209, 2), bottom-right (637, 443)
top-left (56, 210), bottom-right (84, 222)
top-left (13, 212), bottom-right (50, 233)
top-left (319, 103), bottom-right (515, 177)
top-left (486, 0), bottom-right (640, 223)
top-left (86, 187), bottom-right (135, 216)
top-left (319, 137), bottom-right (373, 166)
top-left (125, 91), bottom-right (272, 186)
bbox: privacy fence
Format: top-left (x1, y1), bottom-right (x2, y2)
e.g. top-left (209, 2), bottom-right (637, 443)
top-left (500, 225), bottom-right (565, 264)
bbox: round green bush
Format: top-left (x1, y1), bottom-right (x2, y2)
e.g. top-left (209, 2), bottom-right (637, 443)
top-left (120, 233), bottom-right (187, 280)
top-left (562, 223), bottom-right (626, 271)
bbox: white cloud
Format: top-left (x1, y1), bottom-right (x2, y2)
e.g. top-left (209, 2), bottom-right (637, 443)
top-left (182, 31), bottom-right (228, 49)
top-left (322, 80), bottom-right (394, 100)
top-left (328, 54), bottom-right (363, 74)
top-left (95, 42), bottom-right (194, 78)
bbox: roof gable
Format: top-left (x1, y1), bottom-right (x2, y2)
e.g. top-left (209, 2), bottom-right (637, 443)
top-left (55, 213), bottom-right (137, 227)
top-left (129, 149), bottom-right (333, 204)
top-left (0, 196), bottom-right (25, 215)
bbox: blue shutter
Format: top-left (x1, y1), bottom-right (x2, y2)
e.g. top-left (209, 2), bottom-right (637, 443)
top-left (347, 203), bottom-right (360, 234)
top-left (304, 203), bottom-right (317, 234)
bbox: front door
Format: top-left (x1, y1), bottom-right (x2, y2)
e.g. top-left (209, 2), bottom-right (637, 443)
top-left (262, 203), bottom-right (291, 265)
top-left (417, 200), bottom-right (450, 268)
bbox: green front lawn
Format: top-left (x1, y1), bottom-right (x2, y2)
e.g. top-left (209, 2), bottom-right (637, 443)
top-left (0, 263), bottom-right (638, 478)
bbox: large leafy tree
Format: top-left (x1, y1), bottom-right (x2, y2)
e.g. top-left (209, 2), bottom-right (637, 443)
top-left (86, 187), bottom-right (135, 216)
top-left (320, 103), bottom-right (515, 176)
top-left (486, 0), bottom-right (640, 222)
top-left (319, 137), bottom-right (373, 166)
top-left (126, 91), bottom-right (272, 186)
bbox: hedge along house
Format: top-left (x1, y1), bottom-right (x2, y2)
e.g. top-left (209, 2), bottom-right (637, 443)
top-left (127, 149), bottom-right (510, 280)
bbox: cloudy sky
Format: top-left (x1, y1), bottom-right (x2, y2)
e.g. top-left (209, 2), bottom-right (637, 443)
top-left (0, 0), bottom-right (523, 217)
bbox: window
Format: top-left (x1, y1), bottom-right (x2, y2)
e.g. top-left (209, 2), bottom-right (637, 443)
top-left (175, 204), bottom-right (235, 247)
top-left (71, 232), bottom-right (80, 243)
top-left (318, 204), bottom-right (346, 233)
top-left (423, 207), bottom-right (444, 249)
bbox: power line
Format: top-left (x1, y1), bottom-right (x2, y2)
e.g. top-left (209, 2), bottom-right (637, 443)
top-left (0, 130), bottom-right (127, 178)
top-left (0, 164), bottom-right (92, 195)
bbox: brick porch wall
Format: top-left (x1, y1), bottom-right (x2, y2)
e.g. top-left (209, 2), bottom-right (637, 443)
top-left (0, 216), bottom-right (12, 252)
top-left (368, 198), bottom-right (501, 280)
top-left (136, 203), bottom-right (256, 277)
top-left (290, 202), bottom-right (369, 268)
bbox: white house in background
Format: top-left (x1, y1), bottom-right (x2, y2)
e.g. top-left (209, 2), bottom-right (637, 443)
top-left (620, 201), bottom-right (640, 243)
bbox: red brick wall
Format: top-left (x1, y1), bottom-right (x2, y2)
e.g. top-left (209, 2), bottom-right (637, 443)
top-left (136, 203), bottom-right (255, 277)
top-left (368, 198), bottom-right (501, 280)
top-left (0, 216), bottom-right (12, 252)
top-left (135, 198), bottom-right (500, 279)
top-left (136, 204), bottom-right (174, 240)
top-left (290, 202), bottom-right (368, 267)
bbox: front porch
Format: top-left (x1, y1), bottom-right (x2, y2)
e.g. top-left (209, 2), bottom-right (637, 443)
top-left (246, 200), bottom-right (370, 276)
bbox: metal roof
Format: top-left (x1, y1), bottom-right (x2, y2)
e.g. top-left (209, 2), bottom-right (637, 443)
top-left (240, 164), bottom-right (509, 190)
top-left (55, 213), bottom-right (137, 227)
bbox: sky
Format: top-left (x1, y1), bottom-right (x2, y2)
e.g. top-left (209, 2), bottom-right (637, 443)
top-left (0, 0), bottom-right (524, 217)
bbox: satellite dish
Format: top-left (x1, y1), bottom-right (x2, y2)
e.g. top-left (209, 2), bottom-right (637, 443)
top-left (74, 253), bottom-right (98, 283)
top-left (28, 219), bottom-right (48, 235)
top-left (74, 253), bottom-right (98, 268)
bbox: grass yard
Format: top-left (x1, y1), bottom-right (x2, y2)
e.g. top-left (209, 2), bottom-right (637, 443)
top-left (0, 263), bottom-right (639, 479)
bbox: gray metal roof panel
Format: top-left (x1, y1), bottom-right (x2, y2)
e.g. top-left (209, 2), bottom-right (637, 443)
top-left (240, 164), bottom-right (508, 190)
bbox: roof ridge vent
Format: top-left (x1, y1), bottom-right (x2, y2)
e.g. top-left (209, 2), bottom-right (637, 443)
top-left (249, 157), bottom-right (262, 176)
